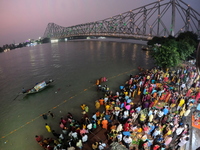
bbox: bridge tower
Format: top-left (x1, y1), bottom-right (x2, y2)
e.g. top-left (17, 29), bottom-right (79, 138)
top-left (171, 0), bottom-right (175, 36)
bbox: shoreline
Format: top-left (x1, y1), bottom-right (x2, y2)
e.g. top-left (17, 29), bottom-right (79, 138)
top-left (69, 37), bottom-right (148, 45)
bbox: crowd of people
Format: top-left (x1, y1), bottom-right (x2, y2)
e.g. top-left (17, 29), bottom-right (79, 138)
top-left (35, 61), bottom-right (200, 150)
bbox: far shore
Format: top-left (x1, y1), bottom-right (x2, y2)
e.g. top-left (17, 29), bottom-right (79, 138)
top-left (69, 37), bottom-right (148, 45)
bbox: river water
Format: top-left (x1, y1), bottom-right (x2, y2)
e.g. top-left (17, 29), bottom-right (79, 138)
top-left (0, 39), bottom-right (154, 150)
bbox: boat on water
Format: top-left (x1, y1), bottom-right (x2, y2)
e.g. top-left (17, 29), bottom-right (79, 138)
top-left (141, 45), bottom-right (152, 51)
top-left (22, 79), bottom-right (54, 95)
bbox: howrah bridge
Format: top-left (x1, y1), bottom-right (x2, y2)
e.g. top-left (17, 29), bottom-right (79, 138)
top-left (43, 0), bottom-right (200, 41)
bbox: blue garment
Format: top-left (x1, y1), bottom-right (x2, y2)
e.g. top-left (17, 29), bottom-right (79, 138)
top-left (122, 131), bottom-right (130, 136)
top-left (135, 107), bottom-right (141, 113)
top-left (125, 96), bottom-right (129, 100)
top-left (104, 115), bottom-right (111, 122)
top-left (197, 104), bottom-right (200, 111)
top-left (143, 88), bottom-right (147, 95)
top-left (148, 110), bottom-right (153, 116)
top-left (120, 103), bottom-right (124, 108)
top-left (151, 79), bottom-right (155, 84)
top-left (120, 86), bottom-right (124, 90)
top-left (127, 99), bottom-right (132, 103)
top-left (148, 125), bottom-right (155, 135)
top-left (147, 139), bottom-right (153, 147)
top-left (151, 89), bottom-right (157, 94)
top-left (163, 108), bottom-right (169, 115)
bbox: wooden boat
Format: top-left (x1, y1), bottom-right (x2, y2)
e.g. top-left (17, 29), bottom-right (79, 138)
top-left (22, 79), bottom-right (54, 95)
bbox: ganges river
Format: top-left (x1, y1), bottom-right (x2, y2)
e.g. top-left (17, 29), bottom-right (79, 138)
top-left (0, 38), bottom-right (154, 150)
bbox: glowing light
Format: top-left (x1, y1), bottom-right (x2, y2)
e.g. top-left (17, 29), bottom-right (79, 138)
top-left (51, 39), bottom-right (58, 43)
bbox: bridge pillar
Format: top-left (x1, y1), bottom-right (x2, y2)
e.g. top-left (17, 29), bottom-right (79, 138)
top-left (185, 7), bottom-right (190, 31)
top-left (157, 1), bottom-right (160, 36)
top-left (143, 7), bottom-right (147, 35)
top-left (171, 0), bottom-right (175, 36)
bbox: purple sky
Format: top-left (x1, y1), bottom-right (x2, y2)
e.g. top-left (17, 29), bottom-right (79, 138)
top-left (0, 0), bottom-right (199, 47)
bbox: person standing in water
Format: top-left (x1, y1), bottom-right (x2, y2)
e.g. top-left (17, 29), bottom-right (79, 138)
top-left (48, 111), bottom-right (54, 118)
top-left (45, 123), bottom-right (51, 132)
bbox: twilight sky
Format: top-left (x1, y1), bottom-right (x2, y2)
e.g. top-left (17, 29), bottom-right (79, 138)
top-left (0, 0), bottom-right (199, 47)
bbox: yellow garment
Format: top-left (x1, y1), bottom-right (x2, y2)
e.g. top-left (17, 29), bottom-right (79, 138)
top-left (45, 125), bottom-right (51, 132)
top-left (82, 124), bottom-right (86, 129)
top-left (178, 99), bottom-right (185, 107)
top-left (137, 128), bottom-right (143, 133)
top-left (95, 101), bottom-right (100, 109)
top-left (179, 109), bottom-right (185, 117)
top-left (97, 119), bottom-right (101, 125)
top-left (166, 129), bottom-right (172, 135)
top-left (138, 88), bottom-right (141, 95)
top-left (140, 114), bottom-right (146, 121)
top-left (124, 91), bottom-right (128, 96)
top-left (170, 103), bottom-right (176, 108)
top-left (105, 104), bottom-right (110, 111)
top-left (81, 104), bottom-right (86, 110)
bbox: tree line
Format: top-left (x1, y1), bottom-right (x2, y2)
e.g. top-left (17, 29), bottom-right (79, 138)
top-left (148, 31), bottom-right (199, 69)
top-left (0, 38), bottom-right (50, 52)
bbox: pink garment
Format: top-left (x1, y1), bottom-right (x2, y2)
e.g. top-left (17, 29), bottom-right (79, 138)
top-left (164, 137), bottom-right (172, 146)
top-left (80, 129), bottom-right (87, 135)
top-left (60, 123), bottom-right (64, 129)
top-left (125, 105), bottom-right (131, 110)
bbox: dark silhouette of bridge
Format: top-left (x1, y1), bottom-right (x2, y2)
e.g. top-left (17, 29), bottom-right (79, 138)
top-left (43, 0), bottom-right (200, 40)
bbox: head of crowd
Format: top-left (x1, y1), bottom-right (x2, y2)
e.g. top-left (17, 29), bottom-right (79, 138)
top-left (35, 61), bottom-right (200, 150)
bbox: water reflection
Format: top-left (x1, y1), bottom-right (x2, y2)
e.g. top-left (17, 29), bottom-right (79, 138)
top-left (29, 49), bottom-right (36, 67)
top-left (110, 42), bottom-right (117, 60)
top-left (131, 44), bottom-right (137, 61)
top-left (145, 51), bottom-right (150, 65)
top-left (51, 43), bottom-right (61, 68)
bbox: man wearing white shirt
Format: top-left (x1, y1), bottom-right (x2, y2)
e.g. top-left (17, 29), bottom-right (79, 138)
top-left (117, 132), bottom-right (122, 142)
top-left (173, 125), bottom-right (184, 140)
top-left (157, 109), bottom-right (164, 121)
top-left (123, 135), bottom-right (132, 149)
top-left (114, 110), bottom-right (120, 120)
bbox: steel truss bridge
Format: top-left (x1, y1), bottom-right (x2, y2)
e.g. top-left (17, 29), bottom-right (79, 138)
top-left (43, 0), bottom-right (200, 40)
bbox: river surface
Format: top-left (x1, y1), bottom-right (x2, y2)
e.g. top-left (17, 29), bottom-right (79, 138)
top-left (0, 39), bottom-right (154, 150)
